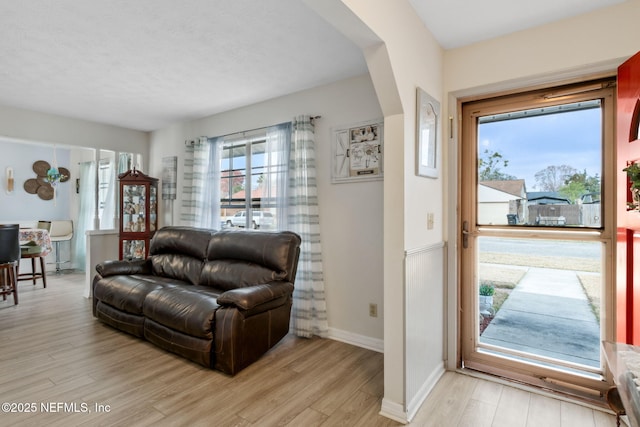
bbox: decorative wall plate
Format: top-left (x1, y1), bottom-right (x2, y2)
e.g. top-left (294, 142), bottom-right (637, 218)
top-left (24, 178), bottom-right (39, 194)
top-left (59, 167), bottom-right (70, 182)
top-left (33, 160), bottom-right (51, 177)
top-left (37, 184), bottom-right (54, 200)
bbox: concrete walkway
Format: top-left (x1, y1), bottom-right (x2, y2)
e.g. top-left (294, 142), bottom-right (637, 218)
top-left (480, 266), bottom-right (600, 368)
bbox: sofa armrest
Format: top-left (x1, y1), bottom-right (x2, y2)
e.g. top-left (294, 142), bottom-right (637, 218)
top-left (96, 258), bottom-right (152, 277)
top-left (217, 282), bottom-right (294, 311)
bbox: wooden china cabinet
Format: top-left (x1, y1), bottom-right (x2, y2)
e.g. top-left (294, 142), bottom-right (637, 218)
top-left (118, 168), bottom-right (158, 260)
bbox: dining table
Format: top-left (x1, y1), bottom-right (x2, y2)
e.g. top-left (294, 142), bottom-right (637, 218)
top-left (19, 227), bottom-right (53, 256)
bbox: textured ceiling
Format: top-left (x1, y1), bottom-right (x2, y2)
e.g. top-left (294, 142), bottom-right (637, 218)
top-left (0, 0), bottom-right (629, 132)
top-left (0, 0), bottom-right (367, 131)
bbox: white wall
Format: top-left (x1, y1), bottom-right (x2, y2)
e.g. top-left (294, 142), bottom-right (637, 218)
top-left (149, 73), bottom-right (385, 344)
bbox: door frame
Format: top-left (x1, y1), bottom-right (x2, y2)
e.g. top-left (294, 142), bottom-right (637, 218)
top-left (446, 71), bottom-right (618, 399)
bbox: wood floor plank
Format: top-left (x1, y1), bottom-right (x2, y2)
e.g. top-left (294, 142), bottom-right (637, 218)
top-left (284, 407), bottom-right (328, 427)
top-left (492, 386), bottom-right (531, 427)
top-left (560, 400), bottom-right (596, 427)
top-left (409, 371), bottom-right (478, 426)
top-left (457, 398), bottom-right (497, 427)
top-left (526, 392), bottom-right (562, 427)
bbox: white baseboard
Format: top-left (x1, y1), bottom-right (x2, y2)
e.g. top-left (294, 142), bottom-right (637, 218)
top-left (380, 398), bottom-right (408, 424)
top-left (406, 363), bottom-right (445, 421)
top-left (327, 327), bottom-right (384, 353)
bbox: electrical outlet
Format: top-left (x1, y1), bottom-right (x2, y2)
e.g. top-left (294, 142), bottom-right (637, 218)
top-left (369, 303), bottom-right (378, 317)
top-left (427, 213), bottom-right (434, 230)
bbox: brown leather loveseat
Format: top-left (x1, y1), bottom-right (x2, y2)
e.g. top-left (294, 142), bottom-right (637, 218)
top-left (92, 226), bottom-right (301, 375)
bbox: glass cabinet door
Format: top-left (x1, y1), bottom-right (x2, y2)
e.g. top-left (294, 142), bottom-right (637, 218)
top-left (122, 184), bottom-right (146, 233)
top-left (149, 185), bottom-right (157, 232)
top-left (122, 239), bottom-right (146, 260)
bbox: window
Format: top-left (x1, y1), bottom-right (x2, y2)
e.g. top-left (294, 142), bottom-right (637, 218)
top-left (219, 125), bottom-right (289, 230)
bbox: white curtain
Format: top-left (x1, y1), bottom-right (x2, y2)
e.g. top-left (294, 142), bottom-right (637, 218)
top-left (180, 136), bottom-right (221, 229)
top-left (117, 153), bottom-right (130, 174)
top-left (100, 158), bottom-right (116, 230)
top-left (265, 123), bottom-right (292, 227)
top-left (286, 115), bottom-right (328, 338)
top-left (73, 161), bottom-right (96, 270)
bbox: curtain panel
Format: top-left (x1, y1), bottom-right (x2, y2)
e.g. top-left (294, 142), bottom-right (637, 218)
top-left (180, 136), bottom-right (221, 228)
top-left (73, 161), bottom-right (96, 270)
top-left (287, 115), bottom-right (328, 338)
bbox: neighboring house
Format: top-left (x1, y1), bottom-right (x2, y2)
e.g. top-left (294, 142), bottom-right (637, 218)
top-left (527, 191), bottom-right (601, 227)
top-left (526, 191), bottom-right (571, 205)
top-left (478, 179), bottom-right (526, 225)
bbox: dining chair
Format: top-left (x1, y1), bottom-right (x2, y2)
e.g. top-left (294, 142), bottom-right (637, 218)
top-left (16, 220), bottom-right (53, 286)
top-left (37, 220), bottom-right (52, 232)
top-left (0, 224), bottom-right (20, 305)
top-left (17, 251), bottom-right (47, 288)
top-left (49, 220), bottom-right (73, 273)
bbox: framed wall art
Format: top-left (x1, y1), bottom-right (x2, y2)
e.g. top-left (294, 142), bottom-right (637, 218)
top-left (331, 119), bottom-right (383, 184)
top-left (416, 87), bottom-right (440, 178)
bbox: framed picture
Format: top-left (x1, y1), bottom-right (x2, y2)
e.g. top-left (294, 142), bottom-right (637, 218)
top-left (416, 87), bottom-right (440, 178)
top-left (332, 119), bottom-right (384, 184)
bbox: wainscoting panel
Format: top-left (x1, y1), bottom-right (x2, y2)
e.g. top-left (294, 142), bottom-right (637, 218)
top-left (405, 242), bottom-right (446, 420)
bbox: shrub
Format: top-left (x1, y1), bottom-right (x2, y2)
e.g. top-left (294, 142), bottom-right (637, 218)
top-left (479, 284), bottom-right (495, 296)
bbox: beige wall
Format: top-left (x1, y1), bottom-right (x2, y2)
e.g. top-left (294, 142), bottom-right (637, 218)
top-left (445, 0), bottom-right (640, 96)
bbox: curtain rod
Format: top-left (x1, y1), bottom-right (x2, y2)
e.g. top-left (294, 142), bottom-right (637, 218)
top-left (184, 116), bottom-right (321, 146)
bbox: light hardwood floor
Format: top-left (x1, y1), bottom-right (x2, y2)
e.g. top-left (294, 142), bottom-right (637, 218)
top-left (0, 273), bottom-right (618, 426)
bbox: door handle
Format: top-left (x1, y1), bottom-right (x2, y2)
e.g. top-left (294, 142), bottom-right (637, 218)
top-left (462, 221), bottom-right (477, 249)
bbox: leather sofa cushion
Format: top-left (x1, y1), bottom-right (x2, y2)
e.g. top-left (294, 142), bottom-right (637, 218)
top-left (93, 275), bottom-right (181, 315)
top-left (143, 286), bottom-right (221, 339)
top-left (150, 254), bottom-right (203, 286)
top-left (149, 226), bottom-right (215, 259)
top-left (95, 301), bottom-right (145, 337)
top-left (144, 319), bottom-right (213, 368)
top-left (206, 230), bottom-right (301, 282)
top-left (199, 260), bottom-right (283, 291)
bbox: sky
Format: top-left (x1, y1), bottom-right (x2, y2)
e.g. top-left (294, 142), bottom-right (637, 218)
top-left (478, 106), bottom-right (602, 192)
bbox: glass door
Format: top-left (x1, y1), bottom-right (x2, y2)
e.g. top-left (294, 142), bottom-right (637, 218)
top-left (460, 80), bottom-right (616, 397)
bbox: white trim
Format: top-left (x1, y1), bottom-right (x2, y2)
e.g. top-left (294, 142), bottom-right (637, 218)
top-left (406, 363), bottom-right (445, 422)
top-left (404, 241), bottom-right (445, 256)
top-left (380, 398), bottom-right (408, 424)
top-left (327, 327), bottom-right (384, 353)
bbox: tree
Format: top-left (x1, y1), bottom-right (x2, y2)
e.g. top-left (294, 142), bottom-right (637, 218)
top-left (564, 169), bottom-right (600, 194)
top-left (220, 170), bottom-right (245, 197)
top-left (534, 165), bottom-right (576, 192)
top-left (558, 169), bottom-right (600, 203)
top-left (478, 149), bottom-right (517, 181)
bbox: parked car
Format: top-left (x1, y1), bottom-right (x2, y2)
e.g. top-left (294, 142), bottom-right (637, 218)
top-left (226, 211), bottom-right (274, 229)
